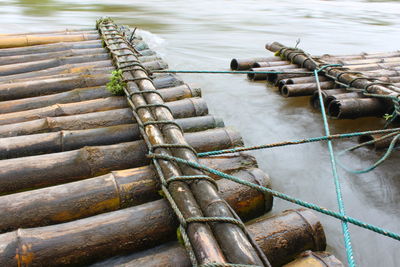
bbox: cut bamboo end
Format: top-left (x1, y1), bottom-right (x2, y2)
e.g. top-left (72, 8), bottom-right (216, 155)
top-left (0, 34), bottom-right (100, 48)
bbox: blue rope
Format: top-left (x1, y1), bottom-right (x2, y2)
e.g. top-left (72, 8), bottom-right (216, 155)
top-left (314, 66), bottom-right (355, 267)
top-left (147, 153), bottom-right (400, 242)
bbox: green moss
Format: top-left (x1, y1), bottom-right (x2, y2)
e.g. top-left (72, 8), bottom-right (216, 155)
top-left (106, 69), bottom-right (126, 96)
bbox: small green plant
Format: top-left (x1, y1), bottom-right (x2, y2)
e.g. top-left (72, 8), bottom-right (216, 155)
top-left (106, 69), bottom-right (126, 95)
top-left (383, 113), bottom-right (393, 121)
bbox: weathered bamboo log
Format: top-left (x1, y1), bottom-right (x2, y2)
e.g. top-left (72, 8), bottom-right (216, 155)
top-left (0, 33), bottom-right (100, 48)
top-left (343, 62), bottom-right (400, 72)
top-left (0, 40), bottom-right (103, 57)
top-left (0, 127), bottom-right (242, 194)
top-left (0, 28), bottom-right (96, 36)
top-left (0, 115), bottom-right (224, 159)
top-left (0, 73), bottom-right (111, 101)
top-left (364, 69), bottom-right (400, 79)
top-left (328, 98), bottom-right (388, 119)
top-left (280, 81), bottom-right (336, 97)
top-left (0, 84), bottom-right (199, 114)
top-left (0, 48), bottom-right (108, 66)
top-left (378, 76), bottom-right (400, 83)
top-left (230, 57), bottom-right (282, 70)
top-left (0, 53), bottom-right (110, 76)
top-left (358, 133), bottom-right (399, 150)
top-left (0, 176), bottom-right (274, 267)
top-left (135, 49), bottom-right (157, 56)
top-left (310, 89), bottom-right (347, 109)
top-left (151, 73), bottom-right (185, 88)
top-left (252, 61), bottom-right (290, 68)
top-left (268, 68), bottom-right (311, 84)
top-left (338, 56), bottom-right (400, 66)
top-left (325, 92), bottom-right (364, 107)
top-left (0, 161), bottom-right (270, 232)
top-left (279, 75), bottom-right (329, 89)
top-left (0, 60), bottom-right (113, 82)
top-left (318, 51), bottom-right (400, 61)
top-left (91, 209), bottom-right (326, 267)
top-left (247, 65), bottom-right (300, 81)
top-left (101, 22), bottom-right (262, 265)
top-left (266, 42), bottom-right (399, 97)
top-left (0, 97), bottom-right (209, 138)
top-left (283, 251), bottom-right (343, 267)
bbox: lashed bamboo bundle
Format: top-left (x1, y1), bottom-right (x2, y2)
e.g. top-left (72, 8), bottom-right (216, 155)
top-left (91, 209), bottom-right (327, 267)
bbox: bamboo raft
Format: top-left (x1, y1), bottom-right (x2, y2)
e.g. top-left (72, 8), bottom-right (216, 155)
top-left (0, 19), bottom-right (344, 266)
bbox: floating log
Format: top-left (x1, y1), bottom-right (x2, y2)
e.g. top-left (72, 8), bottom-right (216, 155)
top-left (0, 48), bottom-right (108, 66)
top-left (0, 115), bottom-right (224, 159)
top-left (247, 65), bottom-right (300, 81)
top-left (0, 177), bottom-right (274, 267)
top-left (0, 53), bottom-right (111, 76)
top-left (230, 57), bottom-right (282, 70)
top-left (0, 60), bottom-right (113, 82)
top-left (358, 133), bottom-right (400, 150)
top-left (283, 251), bottom-right (343, 267)
top-left (0, 33), bottom-right (100, 48)
top-left (280, 81), bottom-right (336, 97)
top-left (0, 84), bottom-right (198, 114)
top-left (0, 73), bottom-right (111, 101)
top-left (325, 92), bottom-right (364, 108)
top-left (328, 98), bottom-right (388, 119)
top-left (279, 75), bottom-right (329, 89)
top-left (310, 89), bottom-right (347, 109)
top-left (91, 209), bottom-right (325, 267)
top-left (0, 127), bottom-right (242, 195)
top-left (0, 161), bottom-right (270, 232)
top-left (0, 97), bottom-right (209, 137)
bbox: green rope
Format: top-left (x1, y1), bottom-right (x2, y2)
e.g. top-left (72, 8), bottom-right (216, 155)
top-left (197, 128), bottom-right (400, 157)
top-left (314, 66), bottom-right (355, 267)
top-left (151, 70), bottom-right (313, 75)
top-left (148, 153), bottom-right (400, 242)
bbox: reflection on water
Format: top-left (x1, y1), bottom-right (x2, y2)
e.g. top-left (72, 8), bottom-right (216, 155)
top-left (1, 0), bottom-right (400, 266)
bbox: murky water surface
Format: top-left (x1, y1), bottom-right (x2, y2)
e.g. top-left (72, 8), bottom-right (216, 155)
top-left (1, 0), bottom-right (399, 266)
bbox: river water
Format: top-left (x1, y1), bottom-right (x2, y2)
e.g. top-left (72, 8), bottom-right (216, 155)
top-left (0, 0), bottom-right (399, 266)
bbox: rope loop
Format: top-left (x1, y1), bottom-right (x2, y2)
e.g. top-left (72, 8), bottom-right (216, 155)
top-left (168, 175), bottom-right (219, 189)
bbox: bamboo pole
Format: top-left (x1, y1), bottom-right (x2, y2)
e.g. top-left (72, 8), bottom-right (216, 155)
top-left (247, 65), bottom-right (300, 81)
top-left (280, 81), bottom-right (336, 97)
top-left (0, 115), bottom-right (224, 159)
top-left (0, 84), bottom-right (198, 114)
top-left (325, 92), bottom-right (364, 108)
top-left (327, 98), bottom-right (387, 119)
top-left (0, 34), bottom-right (100, 48)
top-left (0, 73), bottom-right (111, 101)
top-left (0, 163), bottom-right (270, 232)
top-left (0, 28), bottom-right (96, 36)
top-left (0, 97), bottom-right (209, 138)
top-left (0, 53), bottom-right (110, 76)
top-left (252, 61), bottom-right (290, 68)
top-left (230, 57), bottom-right (282, 70)
top-left (318, 51), bottom-right (400, 62)
top-left (92, 209), bottom-right (326, 267)
top-left (0, 181), bottom-right (274, 267)
top-left (0, 127), bottom-right (242, 195)
top-left (278, 76), bottom-right (329, 89)
top-left (338, 56), bottom-right (400, 66)
top-left (310, 89), bottom-right (347, 109)
top-left (0, 48), bottom-right (109, 66)
top-left (0, 40), bottom-right (103, 57)
top-left (100, 21), bottom-right (264, 265)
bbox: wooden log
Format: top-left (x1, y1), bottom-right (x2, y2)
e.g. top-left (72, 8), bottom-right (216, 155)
top-left (310, 89), bottom-right (347, 109)
top-left (0, 84), bottom-right (199, 114)
top-left (101, 22), bottom-right (262, 264)
top-left (283, 251), bottom-right (343, 267)
top-left (91, 209), bottom-right (326, 267)
top-left (247, 65), bottom-right (300, 81)
top-left (0, 127), bottom-right (242, 195)
top-left (0, 115), bottom-right (224, 159)
top-left (0, 54), bottom-right (110, 76)
top-left (278, 75), bottom-right (329, 89)
top-left (0, 48), bottom-right (108, 66)
top-left (0, 40), bottom-right (103, 57)
top-left (230, 57), bottom-right (282, 70)
top-left (0, 33), bottom-right (100, 48)
top-left (0, 172), bottom-right (274, 267)
top-left (0, 97), bottom-right (209, 137)
top-left (0, 60), bottom-right (113, 82)
top-left (0, 159), bottom-right (269, 232)
top-left (0, 73), bottom-right (111, 101)
top-left (328, 98), bottom-right (388, 119)
top-left (280, 81), bottom-right (336, 97)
